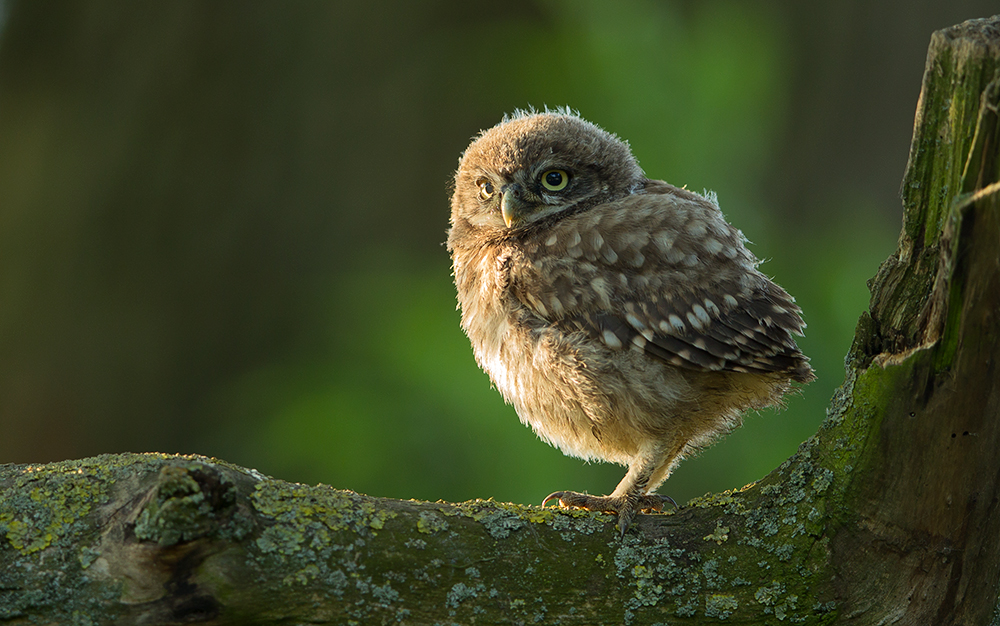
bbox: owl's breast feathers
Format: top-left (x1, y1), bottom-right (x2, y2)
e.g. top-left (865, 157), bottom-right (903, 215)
top-left (507, 183), bottom-right (815, 383)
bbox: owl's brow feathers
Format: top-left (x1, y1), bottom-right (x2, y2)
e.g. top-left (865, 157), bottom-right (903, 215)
top-left (459, 110), bottom-right (643, 187)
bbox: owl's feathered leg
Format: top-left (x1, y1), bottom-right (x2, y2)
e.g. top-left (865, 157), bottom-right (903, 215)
top-left (542, 443), bottom-right (679, 536)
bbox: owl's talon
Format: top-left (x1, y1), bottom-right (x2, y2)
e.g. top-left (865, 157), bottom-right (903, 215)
top-left (638, 494), bottom-right (678, 512)
top-left (617, 507), bottom-right (637, 537)
top-left (542, 490), bottom-right (602, 510)
top-left (541, 491), bottom-right (566, 507)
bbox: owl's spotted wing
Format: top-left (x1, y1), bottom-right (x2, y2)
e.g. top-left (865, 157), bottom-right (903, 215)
top-left (560, 282), bottom-right (812, 381)
top-left (511, 183), bottom-right (813, 382)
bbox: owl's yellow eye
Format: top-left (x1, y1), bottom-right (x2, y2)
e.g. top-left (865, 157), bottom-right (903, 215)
top-left (541, 169), bottom-right (569, 191)
top-left (477, 178), bottom-right (494, 200)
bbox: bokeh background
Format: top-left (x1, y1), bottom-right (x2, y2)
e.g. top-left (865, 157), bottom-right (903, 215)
top-left (0, 1), bottom-right (994, 506)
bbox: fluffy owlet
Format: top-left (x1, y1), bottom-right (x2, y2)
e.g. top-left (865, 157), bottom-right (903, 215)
top-left (447, 110), bottom-right (813, 534)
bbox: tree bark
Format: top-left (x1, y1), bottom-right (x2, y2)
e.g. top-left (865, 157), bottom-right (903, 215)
top-left (2, 15), bottom-right (999, 626)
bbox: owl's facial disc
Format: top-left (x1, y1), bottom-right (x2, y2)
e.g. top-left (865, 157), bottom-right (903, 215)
top-left (453, 112), bottom-right (645, 233)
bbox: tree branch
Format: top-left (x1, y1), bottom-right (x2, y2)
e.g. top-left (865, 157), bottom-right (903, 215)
top-left (3, 15), bottom-right (1000, 626)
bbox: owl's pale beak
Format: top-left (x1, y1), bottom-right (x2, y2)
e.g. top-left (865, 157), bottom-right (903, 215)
top-left (500, 184), bottom-right (532, 227)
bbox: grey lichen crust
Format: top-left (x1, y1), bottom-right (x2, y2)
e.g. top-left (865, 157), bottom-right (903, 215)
top-left (243, 477), bottom-right (843, 625)
top-left (0, 449), bottom-right (851, 624)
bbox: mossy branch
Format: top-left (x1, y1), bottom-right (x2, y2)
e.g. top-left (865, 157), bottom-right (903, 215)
top-left (3, 15), bottom-right (1000, 626)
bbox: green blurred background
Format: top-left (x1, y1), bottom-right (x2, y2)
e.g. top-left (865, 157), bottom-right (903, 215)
top-left (0, 1), bottom-right (993, 506)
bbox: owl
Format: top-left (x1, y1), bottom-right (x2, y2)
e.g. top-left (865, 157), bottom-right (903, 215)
top-left (447, 109), bottom-right (813, 535)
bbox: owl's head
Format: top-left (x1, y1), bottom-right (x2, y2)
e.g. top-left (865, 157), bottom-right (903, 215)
top-left (450, 110), bottom-right (644, 237)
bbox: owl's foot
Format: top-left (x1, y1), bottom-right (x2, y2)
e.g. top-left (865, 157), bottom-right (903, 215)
top-left (542, 491), bottom-right (677, 536)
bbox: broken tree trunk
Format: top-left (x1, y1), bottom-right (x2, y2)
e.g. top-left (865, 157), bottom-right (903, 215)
top-left (2, 15), bottom-right (999, 626)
